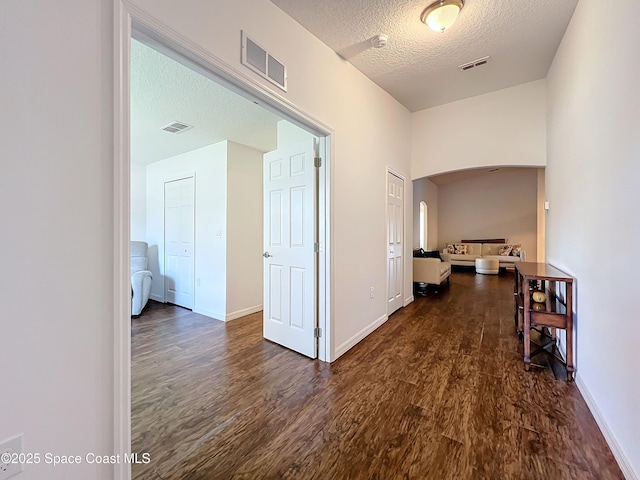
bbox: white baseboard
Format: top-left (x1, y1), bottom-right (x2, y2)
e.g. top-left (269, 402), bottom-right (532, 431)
top-left (150, 293), bottom-right (164, 303)
top-left (192, 306), bottom-right (224, 322)
top-left (404, 295), bottom-right (414, 307)
top-left (575, 374), bottom-right (638, 480)
top-left (226, 304), bottom-right (263, 322)
top-left (334, 313), bottom-right (388, 360)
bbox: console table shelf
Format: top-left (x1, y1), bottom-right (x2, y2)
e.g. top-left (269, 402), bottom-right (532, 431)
top-left (514, 263), bottom-right (575, 381)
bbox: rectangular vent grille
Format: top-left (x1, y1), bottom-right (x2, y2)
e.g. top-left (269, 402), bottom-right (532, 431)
top-left (161, 121), bottom-right (193, 134)
top-left (242, 31), bottom-right (287, 92)
top-left (246, 37), bottom-right (267, 74)
top-left (458, 56), bottom-right (490, 72)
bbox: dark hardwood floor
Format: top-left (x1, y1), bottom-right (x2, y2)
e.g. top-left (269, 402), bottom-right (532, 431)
top-left (131, 271), bottom-right (623, 480)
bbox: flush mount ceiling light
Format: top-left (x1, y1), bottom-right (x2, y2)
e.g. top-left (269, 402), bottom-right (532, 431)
top-left (421, 0), bottom-right (464, 33)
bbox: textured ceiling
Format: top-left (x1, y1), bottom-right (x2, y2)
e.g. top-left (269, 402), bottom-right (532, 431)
top-left (131, 39), bottom-right (281, 165)
top-left (271, 0), bottom-right (578, 111)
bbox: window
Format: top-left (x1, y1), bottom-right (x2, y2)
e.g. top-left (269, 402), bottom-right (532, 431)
top-left (419, 201), bottom-right (428, 250)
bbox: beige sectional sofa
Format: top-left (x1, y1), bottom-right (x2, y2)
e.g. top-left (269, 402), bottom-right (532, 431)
top-left (440, 242), bottom-right (526, 269)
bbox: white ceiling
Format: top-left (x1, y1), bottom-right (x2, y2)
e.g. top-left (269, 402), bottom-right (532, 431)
top-left (131, 39), bottom-right (281, 165)
top-left (271, 0), bottom-right (578, 112)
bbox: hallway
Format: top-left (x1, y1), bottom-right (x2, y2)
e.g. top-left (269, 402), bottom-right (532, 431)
top-left (131, 271), bottom-right (622, 479)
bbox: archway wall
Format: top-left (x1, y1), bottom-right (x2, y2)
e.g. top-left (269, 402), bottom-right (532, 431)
top-left (411, 79), bottom-right (547, 181)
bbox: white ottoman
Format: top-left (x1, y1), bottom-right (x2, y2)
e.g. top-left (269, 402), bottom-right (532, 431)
top-left (475, 258), bottom-right (499, 274)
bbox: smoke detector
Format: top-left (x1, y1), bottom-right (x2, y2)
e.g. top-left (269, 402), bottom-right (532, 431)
top-left (370, 35), bottom-right (388, 48)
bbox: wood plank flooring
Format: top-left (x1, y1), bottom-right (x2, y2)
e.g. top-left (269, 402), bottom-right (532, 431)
top-left (131, 271), bottom-right (624, 480)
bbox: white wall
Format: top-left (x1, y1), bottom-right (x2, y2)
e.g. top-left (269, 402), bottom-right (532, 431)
top-left (146, 142), bottom-right (228, 319)
top-left (226, 141), bottom-right (264, 320)
top-left (0, 0), bottom-right (415, 476)
top-left (411, 79), bottom-right (547, 179)
top-left (130, 162), bottom-right (147, 241)
top-left (412, 177), bottom-right (439, 251)
top-left (536, 169), bottom-right (546, 262)
top-left (127, 0), bottom-right (413, 358)
top-left (438, 168), bottom-right (539, 259)
top-left (277, 119), bottom-right (315, 148)
top-left (0, 1), bottom-right (114, 479)
top-left (6, 1), bottom-right (635, 479)
top-left (546, 0), bottom-right (640, 477)
top-left (147, 141), bottom-right (265, 322)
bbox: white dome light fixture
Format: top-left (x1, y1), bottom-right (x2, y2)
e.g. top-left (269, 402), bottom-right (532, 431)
top-left (421, 0), bottom-right (464, 33)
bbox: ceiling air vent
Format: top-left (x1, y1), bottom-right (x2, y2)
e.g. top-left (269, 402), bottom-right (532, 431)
top-left (161, 121), bottom-right (193, 134)
top-left (458, 56), bottom-right (490, 72)
top-left (241, 31), bottom-right (287, 92)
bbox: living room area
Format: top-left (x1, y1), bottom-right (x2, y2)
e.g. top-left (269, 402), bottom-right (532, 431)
top-left (413, 166), bottom-right (544, 279)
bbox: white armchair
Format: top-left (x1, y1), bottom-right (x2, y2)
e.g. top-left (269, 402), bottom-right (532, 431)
top-left (413, 257), bottom-right (451, 287)
top-left (131, 241), bottom-right (153, 316)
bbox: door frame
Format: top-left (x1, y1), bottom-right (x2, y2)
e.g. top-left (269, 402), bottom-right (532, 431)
top-left (114, 2), bottom-right (333, 478)
top-left (386, 167), bottom-right (406, 316)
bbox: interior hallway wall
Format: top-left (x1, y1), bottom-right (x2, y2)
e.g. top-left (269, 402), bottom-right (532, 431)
top-left (546, 0), bottom-right (640, 476)
top-left (226, 141), bottom-right (264, 320)
top-left (131, 161), bottom-right (147, 241)
top-left (146, 142), bottom-right (228, 319)
top-left (0, 1), bottom-right (115, 478)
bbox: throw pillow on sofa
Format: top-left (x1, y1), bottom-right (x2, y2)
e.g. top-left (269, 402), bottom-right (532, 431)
top-left (454, 244), bottom-right (468, 254)
top-left (509, 244), bottom-right (522, 256)
top-left (444, 243), bottom-right (455, 254)
top-left (499, 244), bottom-right (522, 256)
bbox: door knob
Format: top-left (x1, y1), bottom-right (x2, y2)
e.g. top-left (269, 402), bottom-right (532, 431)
top-left (263, 252), bottom-right (273, 258)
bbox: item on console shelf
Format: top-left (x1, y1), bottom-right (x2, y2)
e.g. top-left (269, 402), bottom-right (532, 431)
top-left (531, 302), bottom-right (546, 312)
top-left (532, 290), bottom-right (547, 303)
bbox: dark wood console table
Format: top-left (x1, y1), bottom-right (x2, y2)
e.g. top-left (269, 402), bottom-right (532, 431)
top-left (514, 262), bottom-right (575, 381)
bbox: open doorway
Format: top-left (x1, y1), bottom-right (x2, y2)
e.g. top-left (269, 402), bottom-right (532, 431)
top-left (129, 37), bottom-right (299, 322)
top-left (115, 10), bottom-right (333, 479)
top-left (125, 27), bottom-right (331, 345)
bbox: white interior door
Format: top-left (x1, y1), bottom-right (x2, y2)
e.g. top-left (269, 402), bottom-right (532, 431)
top-left (387, 171), bottom-right (404, 315)
top-left (164, 176), bottom-right (195, 309)
top-left (263, 140), bottom-right (317, 358)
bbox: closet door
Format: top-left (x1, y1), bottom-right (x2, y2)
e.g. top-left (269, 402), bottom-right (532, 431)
top-left (164, 176), bottom-right (195, 309)
top-left (387, 171), bottom-right (404, 315)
